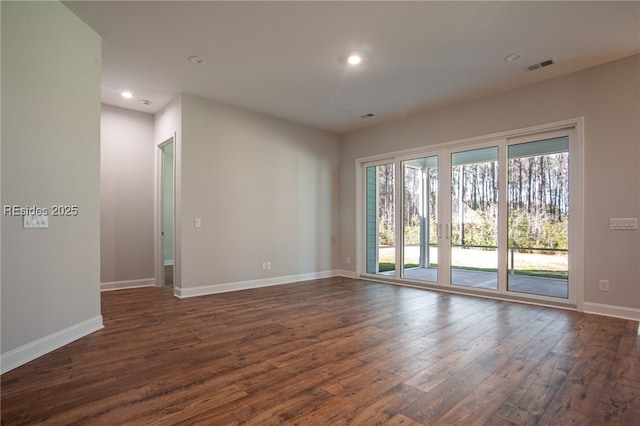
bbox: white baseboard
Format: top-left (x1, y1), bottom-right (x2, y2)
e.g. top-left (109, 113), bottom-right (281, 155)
top-left (337, 269), bottom-right (357, 278)
top-left (174, 270), bottom-right (339, 298)
top-left (1, 315), bottom-right (103, 374)
top-left (583, 302), bottom-right (640, 321)
top-left (101, 278), bottom-right (155, 292)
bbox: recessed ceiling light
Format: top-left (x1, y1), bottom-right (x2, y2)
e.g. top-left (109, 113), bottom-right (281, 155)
top-left (504, 53), bottom-right (523, 62)
top-left (121, 91), bottom-right (133, 99)
top-left (347, 54), bottom-right (363, 65)
top-left (188, 55), bottom-right (205, 65)
top-left (340, 51), bottom-right (369, 67)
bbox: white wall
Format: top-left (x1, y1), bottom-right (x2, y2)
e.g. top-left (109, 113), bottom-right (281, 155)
top-left (1, 1), bottom-right (102, 371)
top-left (178, 94), bottom-right (339, 296)
top-left (339, 55), bottom-right (640, 318)
top-left (100, 105), bottom-right (155, 287)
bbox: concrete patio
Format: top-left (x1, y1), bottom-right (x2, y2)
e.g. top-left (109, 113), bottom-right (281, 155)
top-left (384, 267), bottom-right (568, 299)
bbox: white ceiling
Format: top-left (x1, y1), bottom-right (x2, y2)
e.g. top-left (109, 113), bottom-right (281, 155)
top-left (63, 1), bottom-right (640, 134)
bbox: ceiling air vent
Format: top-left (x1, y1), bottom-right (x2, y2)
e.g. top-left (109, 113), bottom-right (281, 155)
top-left (525, 58), bottom-right (556, 72)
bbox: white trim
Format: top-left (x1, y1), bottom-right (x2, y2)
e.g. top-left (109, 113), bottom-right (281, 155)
top-left (572, 119), bottom-right (585, 312)
top-left (355, 157), bottom-right (363, 278)
top-left (1, 316), bottom-right (104, 374)
top-left (356, 117), bottom-right (583, 165)
top-left (174, 270), bottom-right (339, 298)
top-left (156, 134), bottom-right (177, 290)
top-left (337, 269), bottom-right (357, 278)
top-left (583, 302), bottom-right (640, 322)
top-left (100, 278), bottom-right (155, 291)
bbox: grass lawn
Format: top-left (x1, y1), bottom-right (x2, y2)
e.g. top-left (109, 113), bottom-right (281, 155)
top-left (376, 246), bottom-right (567, 279)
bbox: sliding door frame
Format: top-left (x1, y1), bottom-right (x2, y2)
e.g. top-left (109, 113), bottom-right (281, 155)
top-left (355, 118), bottom-right (584, 310)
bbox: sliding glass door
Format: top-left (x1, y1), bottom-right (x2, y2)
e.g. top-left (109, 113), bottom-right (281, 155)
top-left (361, 123), bottom-right (579, 305)
top-left (450, 147), bottom-right (499, 290)
top-left (365, 162), bottom-right (396, 276)
top-left (507, 137), bottom-right (569, 298)
top-left (402, 156), bottom-right (438, 282)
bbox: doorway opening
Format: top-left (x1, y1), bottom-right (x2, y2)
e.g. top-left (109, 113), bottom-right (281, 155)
top-left (160, 139), bottom-right (175, 287)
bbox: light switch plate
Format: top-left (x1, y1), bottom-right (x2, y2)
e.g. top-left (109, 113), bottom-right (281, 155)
top-left (610, 218), bottom-right (638, 230)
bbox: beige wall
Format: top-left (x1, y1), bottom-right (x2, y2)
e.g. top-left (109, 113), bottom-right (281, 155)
top-left (179, 94), bottom-right (339, 294)
top-left (100, 105), bottom-right (155, 285)
top-left (1, 1), bottom-right (102, 366)
top-left (338, 55), bottom-right (640, 314)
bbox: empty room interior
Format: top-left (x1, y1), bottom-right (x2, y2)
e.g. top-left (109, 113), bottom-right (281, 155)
top-left (1, 1), bottom-right (639, 424)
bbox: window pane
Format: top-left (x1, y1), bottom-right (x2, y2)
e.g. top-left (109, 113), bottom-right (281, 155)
top-left (402, 156), bottom-right (438, 282)
top-left (451, 147), bottom-right (499, 290)
top-left (507, 138), bottom-right (569, 298)
top-left (365, 163), bottom-right (395, 275)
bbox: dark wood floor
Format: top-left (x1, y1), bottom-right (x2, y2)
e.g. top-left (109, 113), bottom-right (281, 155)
top-left (2, 277), bottom-right (639, 425)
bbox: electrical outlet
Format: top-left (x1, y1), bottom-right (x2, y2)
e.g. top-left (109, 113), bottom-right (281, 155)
top-left (266, 261), bottom-right (271, 270)
top-left (23, 214), bottom-right (48, 229)
top-left (598, 280), bottom-right (610, 292)
top-left (346, 257), bottom-right (351, 264)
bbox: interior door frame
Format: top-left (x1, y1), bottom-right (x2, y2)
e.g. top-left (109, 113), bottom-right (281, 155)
top-left (156, 135), bottom-right (176, 287)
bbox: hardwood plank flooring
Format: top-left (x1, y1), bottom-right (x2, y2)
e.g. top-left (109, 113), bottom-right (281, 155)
top-left (2, 277), bottom-right (639, 425)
